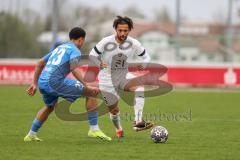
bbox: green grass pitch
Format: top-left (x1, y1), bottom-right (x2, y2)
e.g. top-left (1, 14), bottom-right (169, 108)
top-left (0, 86), bottom-right (239, 160)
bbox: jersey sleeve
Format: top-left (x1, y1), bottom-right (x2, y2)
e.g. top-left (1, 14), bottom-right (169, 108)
top-left (133, 39), bottom-right (146, 57)
top-left (93, 38), bottom-right (106, 55)
top-left (70, 50), bottom-right (81, 70)
top-left (133, 39), bottom-right (151, 68)
top-left (89, 38), bottom-right (106, 67)
top-left (42, 52), bottom-right (52, 63)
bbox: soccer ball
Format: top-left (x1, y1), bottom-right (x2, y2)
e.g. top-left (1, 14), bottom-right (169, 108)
top-left (150, 126), bottom-right (168, 143)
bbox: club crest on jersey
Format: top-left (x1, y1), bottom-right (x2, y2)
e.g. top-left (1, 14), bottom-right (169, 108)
top-left (118, 53), bottom-right (123, 57)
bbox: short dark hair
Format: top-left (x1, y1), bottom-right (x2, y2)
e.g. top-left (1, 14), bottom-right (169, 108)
top-left (69, 27), bottom-right (86, 40)
top-left (113, 16), bottom-right (133, 30)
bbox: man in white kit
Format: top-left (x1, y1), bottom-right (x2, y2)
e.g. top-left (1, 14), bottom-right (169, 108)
top-left (89, 16), bottom-right (153, 138)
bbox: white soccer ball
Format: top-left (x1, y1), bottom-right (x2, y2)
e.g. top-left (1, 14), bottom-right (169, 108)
top-left (150, 126), bottom-right (168, 143)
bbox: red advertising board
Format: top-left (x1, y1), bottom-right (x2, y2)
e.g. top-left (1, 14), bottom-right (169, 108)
top-left (0, 63), bottom-right (240, 86)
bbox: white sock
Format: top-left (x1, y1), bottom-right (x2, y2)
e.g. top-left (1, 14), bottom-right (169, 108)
top-left (90, 125), bottom-right (100, 131)
top-left (134, 87), bottom-right (145, 123)
top-left (109, 112), bottom-right (122, 131)
top-left (28, 130), bottom-right (37, 136)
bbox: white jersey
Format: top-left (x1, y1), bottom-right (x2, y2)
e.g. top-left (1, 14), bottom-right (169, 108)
top-left (89, 35), bottom-right (150, 106)
top-left (89, 35), bottom-right (149, 75)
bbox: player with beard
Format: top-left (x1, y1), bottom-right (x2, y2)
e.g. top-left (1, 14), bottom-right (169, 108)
top-left (89, 16), bottom-right (153, 138)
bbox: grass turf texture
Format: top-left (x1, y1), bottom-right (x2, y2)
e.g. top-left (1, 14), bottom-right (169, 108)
top-left (0, 86), bottom-right (239, 160)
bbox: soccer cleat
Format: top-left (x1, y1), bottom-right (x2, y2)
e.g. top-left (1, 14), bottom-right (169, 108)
top-left (116, 130), bottom-right (124, 138)
top-left (133, 120), bottom-right (154, 132)
top-left (88, 130), bottom-right (112, 141)
top-left (24, 135), bottom-right (43, 142)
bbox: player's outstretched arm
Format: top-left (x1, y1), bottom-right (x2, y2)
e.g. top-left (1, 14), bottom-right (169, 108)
top-left (134, 39), bottom-right (151, 70)
top-left (138, 52), bottom-right (151, 70)
top-left (89, 53), bottom-right (107, 69)
top-left (26, 58), bottom-right (46, 96)
top-left (89, 52), bottom-right (100, 66)
top-left (71, 68), bottom-right (100, 97)
top-left (71, 68), bottom-right (87, 86)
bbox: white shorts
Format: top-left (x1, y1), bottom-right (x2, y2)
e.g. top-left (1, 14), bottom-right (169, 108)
top-left (98, 70), bottom-right (135, 106)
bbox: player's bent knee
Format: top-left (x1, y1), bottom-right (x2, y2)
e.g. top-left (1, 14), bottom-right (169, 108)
top-left (82, 86), bottom-right (98, 98)
top-left (86, 97), bottom-right (97, 102)
top-left (108, 105), bottom-right (119, 115)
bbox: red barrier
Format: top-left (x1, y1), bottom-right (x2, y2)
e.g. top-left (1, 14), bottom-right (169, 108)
top-left (167, 67), bottom-right (240, 86)
top-left (0, 64), bottom-right (35, 84)
top-left (0, 63), bottom-right (240, 86)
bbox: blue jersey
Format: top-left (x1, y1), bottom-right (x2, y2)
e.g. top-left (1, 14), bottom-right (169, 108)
top-left (37, 41), bottom-right (84, 107)
top-left (39, 41), bottom-right (81, 85)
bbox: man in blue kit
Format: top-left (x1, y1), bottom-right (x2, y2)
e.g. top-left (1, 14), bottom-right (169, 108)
top-left (24, 27), bottom-right (111, 142)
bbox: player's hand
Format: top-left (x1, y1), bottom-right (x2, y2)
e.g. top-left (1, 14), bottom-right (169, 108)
top-left (27, 84), bottom-right (37, 96)
top-left (137, 65), bottom-right (144, 71)
top-left (91, 88), bottom-right (100, 97)
top-left (85, 86), bottom-right (100, 97)
top-left (100, 62), bottom-right (107, 69)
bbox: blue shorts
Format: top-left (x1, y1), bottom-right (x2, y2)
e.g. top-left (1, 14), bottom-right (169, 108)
top-left (38, 79), bottom-right (85, 107)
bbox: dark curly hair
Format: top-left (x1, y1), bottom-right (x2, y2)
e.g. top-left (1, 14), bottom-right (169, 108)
top-left (69, 27), bottom-right (86, 40)
top-left (113, 16), bottom-right (133, 30)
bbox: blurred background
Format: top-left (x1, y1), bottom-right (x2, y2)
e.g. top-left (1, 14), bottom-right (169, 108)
top-left (0, 0), bottom-right (240, 86)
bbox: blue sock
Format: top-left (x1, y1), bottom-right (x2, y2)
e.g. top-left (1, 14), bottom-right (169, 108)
top-left (87, 112), bottom-right (99, 131)
top-left (31, 118), bottom-right (43, 132)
